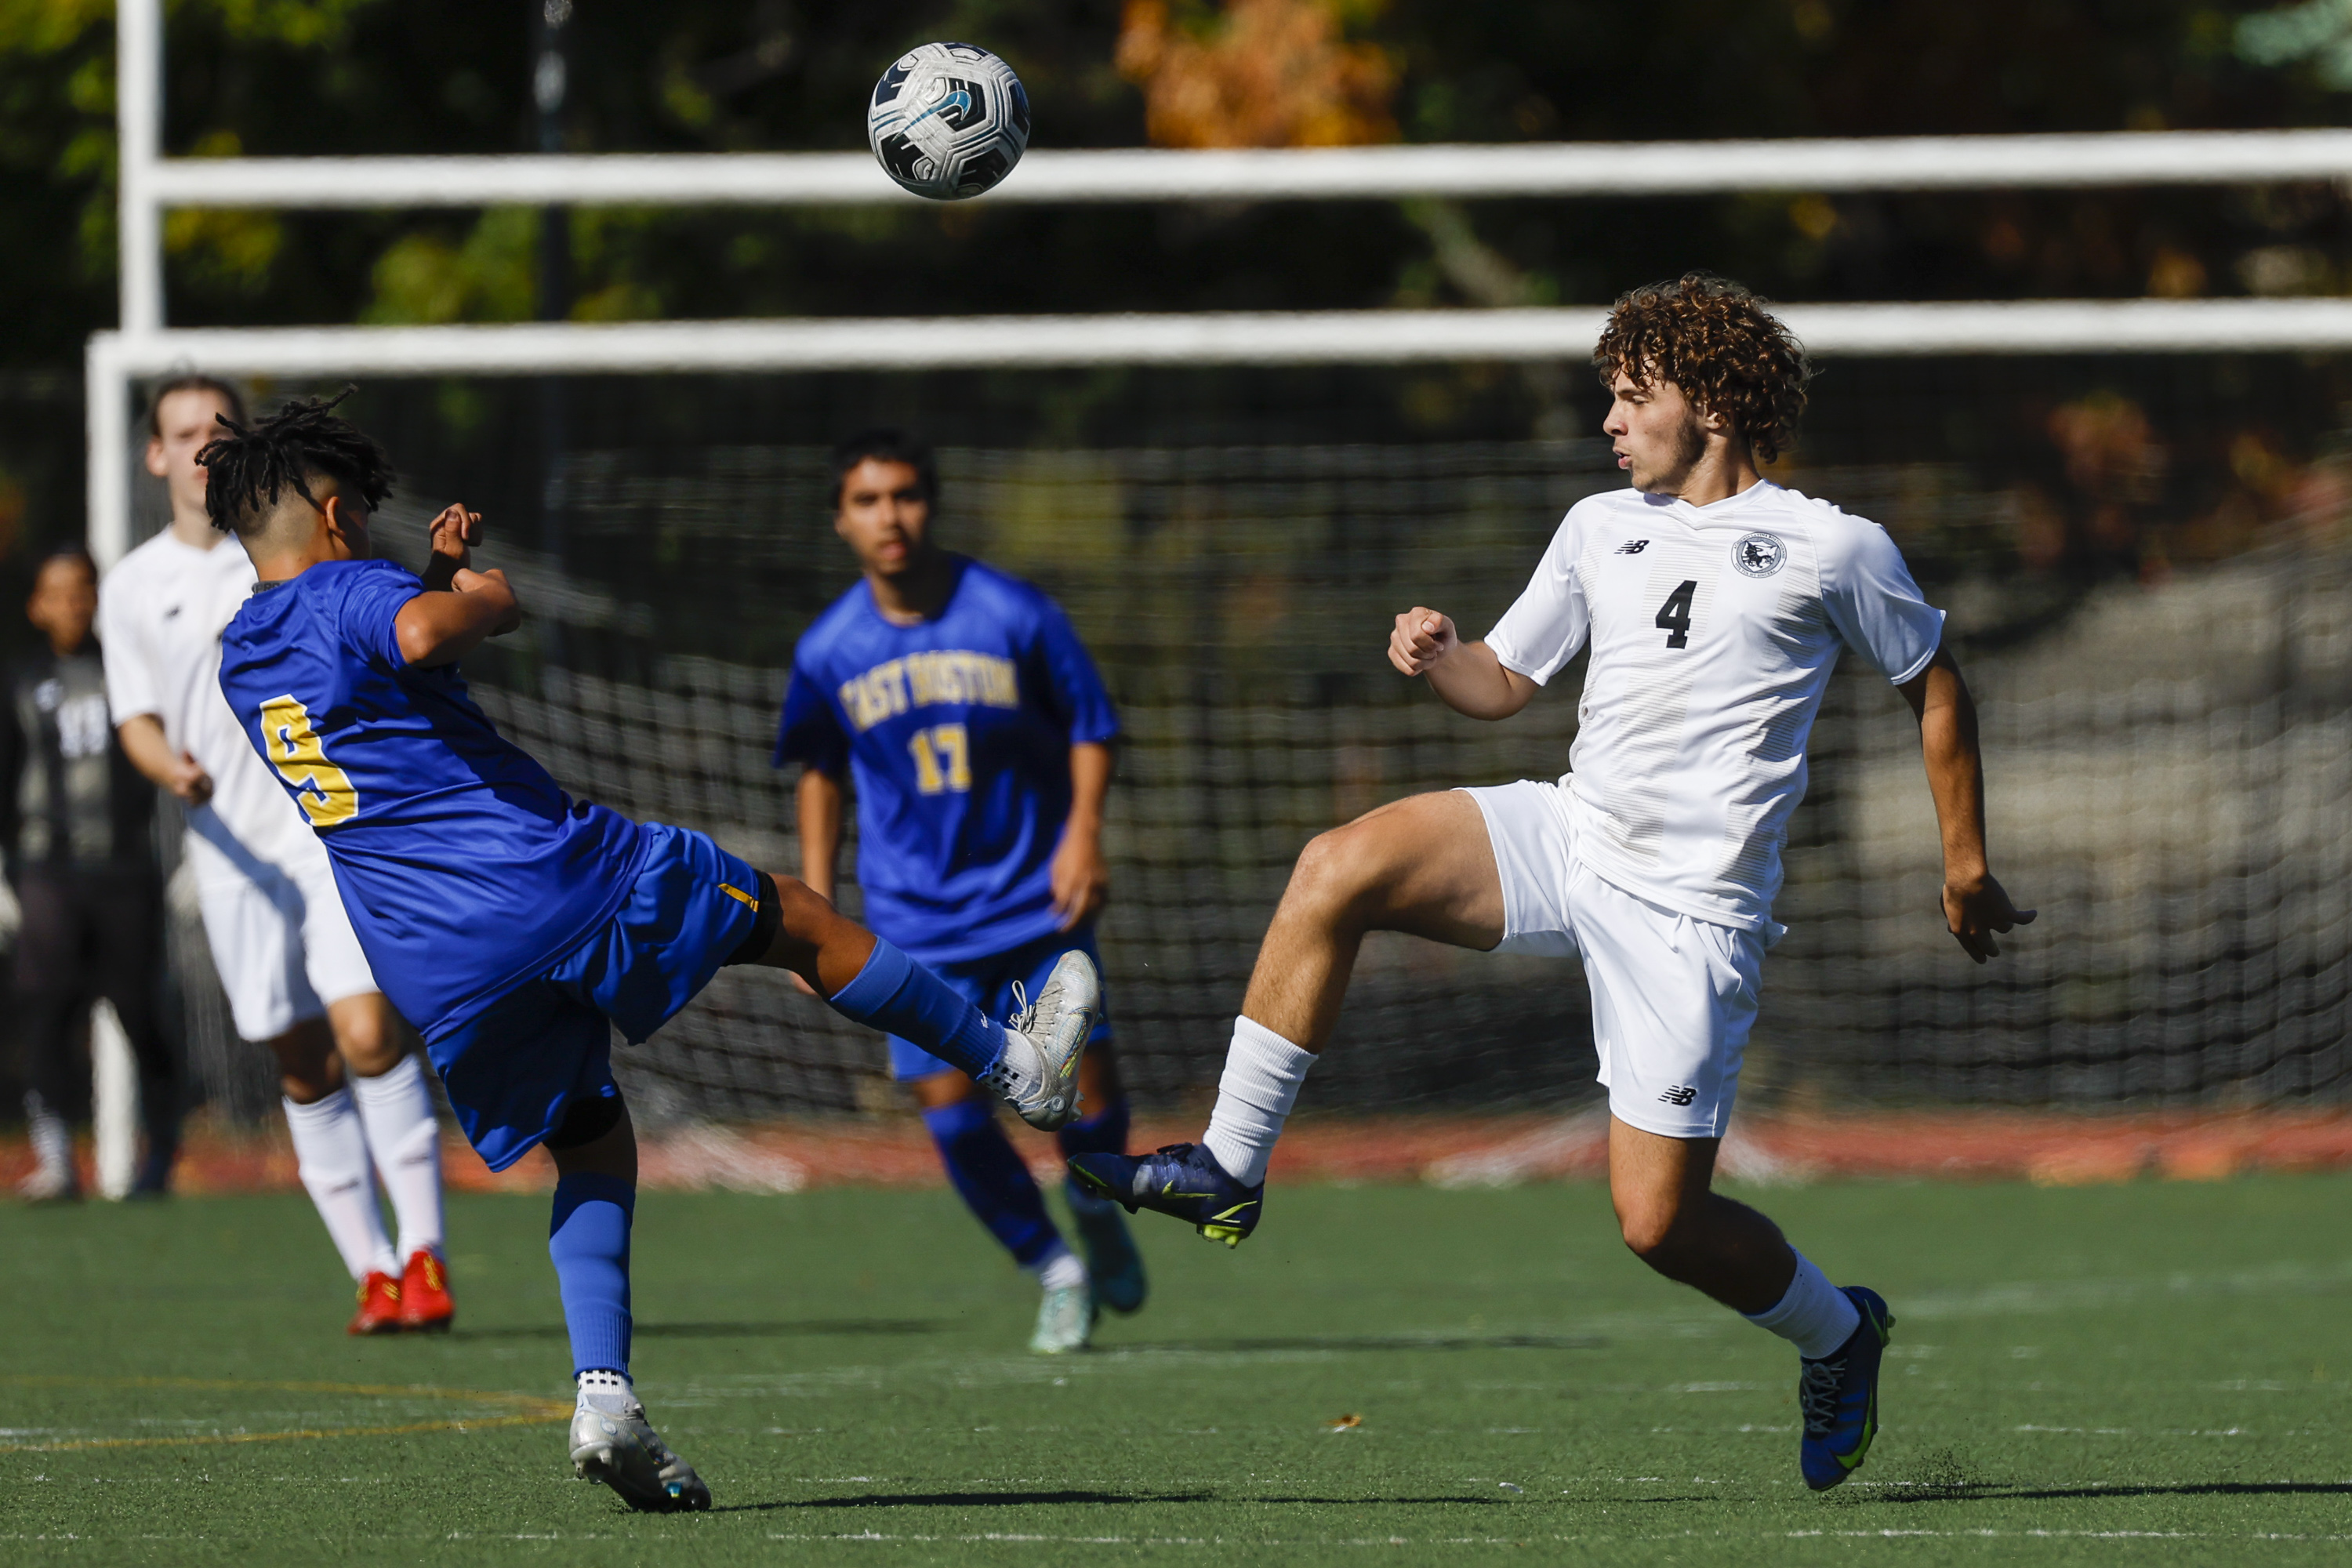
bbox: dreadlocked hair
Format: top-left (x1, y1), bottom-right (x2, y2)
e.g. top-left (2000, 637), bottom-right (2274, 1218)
top-left (197, 387), bottom-right (395, 534)
top-left (1592, 274), bottom-right (1810, 463)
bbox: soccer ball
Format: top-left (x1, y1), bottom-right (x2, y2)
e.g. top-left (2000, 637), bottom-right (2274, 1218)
top-left (866, 42), bottom-right (1030, 201)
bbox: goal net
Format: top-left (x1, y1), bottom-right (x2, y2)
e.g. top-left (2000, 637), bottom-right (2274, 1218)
top-left (153, 355), bottom-right (2352, 1124)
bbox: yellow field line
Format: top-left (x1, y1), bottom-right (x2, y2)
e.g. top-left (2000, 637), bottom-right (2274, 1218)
top-left (0, 1375), bottom-right (570, 1453)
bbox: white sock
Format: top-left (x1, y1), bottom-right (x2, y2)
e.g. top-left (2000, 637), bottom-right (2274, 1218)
top-left (1742, 1252), bottom-right (1862, 1360)
top-left (24, 1092), bottom-right (72, 1182)
top-left (576, 1368), bottom-right (638, 1414)
top-left (1033, 1244), bottom-right (1087, 1294)
top-left (1201, 1016), bottom-right (1317, 1187)
top-left (349, 1054), bottom-right (445, 1262)
top-left (283, 1090), bottom-right (399, 1280)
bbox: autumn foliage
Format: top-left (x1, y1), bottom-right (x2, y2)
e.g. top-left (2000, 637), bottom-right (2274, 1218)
top-left (1115, 0), bottom-right (1396, 148)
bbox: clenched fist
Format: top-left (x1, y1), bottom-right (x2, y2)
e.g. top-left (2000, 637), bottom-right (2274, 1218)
top-left (1388, 607), bottom-right (1459, 677)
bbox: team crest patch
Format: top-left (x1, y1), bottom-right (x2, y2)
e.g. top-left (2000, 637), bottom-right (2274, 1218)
top-left (1733, 532), bottom-right (1787, 578)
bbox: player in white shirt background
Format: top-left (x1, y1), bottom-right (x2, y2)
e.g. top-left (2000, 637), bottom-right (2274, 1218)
top-left (1073, 274), bottom-right (2034, 1491)
top-left (100, 376), bottom-right (456, 1334)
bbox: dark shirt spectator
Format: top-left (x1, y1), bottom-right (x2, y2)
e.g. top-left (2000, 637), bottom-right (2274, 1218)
top-left (3, 549), bottom-right (179, 1200)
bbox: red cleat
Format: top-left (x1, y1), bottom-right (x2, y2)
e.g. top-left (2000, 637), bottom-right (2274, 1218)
top-left (397, 1249), bottom-right (456, 1333)
top-left (348, 1271), bottom-right (403, 1335)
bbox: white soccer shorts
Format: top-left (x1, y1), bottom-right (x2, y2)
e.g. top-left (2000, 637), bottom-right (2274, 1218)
top-left (185, 828), bottom-right (379, 1043)
top-left (1461, 778), bottom-right (1765, 1140)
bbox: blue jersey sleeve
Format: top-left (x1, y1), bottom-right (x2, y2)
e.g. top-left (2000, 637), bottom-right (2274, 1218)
top-left (336, 561), bottom-right (424, 673)
top-left (773, 664), bottom-right (851, 775)
top-left (1033, 598), bottom-right (1118, 745)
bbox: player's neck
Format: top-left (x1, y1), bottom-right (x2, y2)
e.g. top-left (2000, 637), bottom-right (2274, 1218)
top-left (167, 506), bottom-right (226, 550)
top-left (1658, 445), bottom-right (1764, 510)
top-left (866, 549), bottom-right (956, 626)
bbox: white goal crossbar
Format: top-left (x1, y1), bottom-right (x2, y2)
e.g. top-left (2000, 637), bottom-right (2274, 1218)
top-left (95, 0), bottom-right (2352, 567)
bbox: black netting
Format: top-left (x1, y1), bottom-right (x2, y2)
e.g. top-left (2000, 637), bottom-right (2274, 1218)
top-left (138, 361), bottom-right (2352, 1121)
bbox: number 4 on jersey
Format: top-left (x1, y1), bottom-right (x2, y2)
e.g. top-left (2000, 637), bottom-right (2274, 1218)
top-left (1655, 579), bottom-right (1698, 648)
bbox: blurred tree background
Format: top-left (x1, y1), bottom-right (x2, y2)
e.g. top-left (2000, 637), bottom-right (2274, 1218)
top-left (3, 0), bottom-right (2352, 641)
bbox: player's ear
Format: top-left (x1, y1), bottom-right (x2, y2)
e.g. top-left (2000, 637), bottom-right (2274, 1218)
top-left (143, 438), bottom-right (169, 479)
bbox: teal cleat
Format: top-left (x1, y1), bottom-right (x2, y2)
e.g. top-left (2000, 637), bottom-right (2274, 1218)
top-left (1798, 1287), bottom-right (1894, 1492)
top-left (1065, 1179), bottom-right (1149, 1313)
top-left (1067, 1142), bottom-right (1263, 1248)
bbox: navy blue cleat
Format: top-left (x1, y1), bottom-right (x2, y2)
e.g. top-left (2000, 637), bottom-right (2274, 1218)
top-left (1798, 1286), bottom-right (1894, 1492)
top-left (1065, 1180), bottom-right (1149, 1312)
top-left (1066, 1142), bottom-right (1263, 1248)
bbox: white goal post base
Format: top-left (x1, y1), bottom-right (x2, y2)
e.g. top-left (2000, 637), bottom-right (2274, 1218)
top-left (87, 296), bottom-right (2352, 568)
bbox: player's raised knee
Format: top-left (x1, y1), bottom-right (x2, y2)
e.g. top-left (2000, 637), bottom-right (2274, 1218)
top-left (1615, 1195), bottom-right (1690, 1263)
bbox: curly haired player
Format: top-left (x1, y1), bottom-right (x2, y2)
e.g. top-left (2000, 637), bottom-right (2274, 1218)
top-left (199, 391), bottom-right (1099, 1513)
top-left (1073, 274), bottom-right (2035, 1491)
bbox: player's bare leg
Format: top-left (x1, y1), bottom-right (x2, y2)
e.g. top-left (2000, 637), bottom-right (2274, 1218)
top-left (1070, 789), bottom-right (1501, 1241)
top-left (1239, 790), bottom-right (1504, 1051)
top-left (742, 871), bottom-right (1098, 1131)
top-left (1608, 1120), bottom-right (1795, 1312)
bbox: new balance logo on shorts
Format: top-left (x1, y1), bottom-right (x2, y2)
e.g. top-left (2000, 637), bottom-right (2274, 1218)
top-left (1660, 1084), bottom-right (1698, 1107)
top-left (1616, 539), bottom-right (1650, 554)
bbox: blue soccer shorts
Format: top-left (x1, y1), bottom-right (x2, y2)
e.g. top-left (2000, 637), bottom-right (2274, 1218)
top-left (886, 926), bottom-right (1112, 1082)
top-left (425, 821), bottom-right (764, 1171)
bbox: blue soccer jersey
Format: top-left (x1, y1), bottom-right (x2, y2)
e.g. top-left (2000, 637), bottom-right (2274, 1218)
top-left (218, 558), bottom-right (649, 1039)
top-left (774, 557), bottom-right (1116, 965)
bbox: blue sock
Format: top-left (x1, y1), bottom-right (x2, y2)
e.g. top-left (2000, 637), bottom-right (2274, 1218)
top-left (1057, 1094), bottom-right (1129, 1162)
top-left (829, 939), bottom-right (1004, 1080)
top-left (923, 1098), bottom-right (1059, 1268)
top-left (549, 1172), bottom-right (634, 1378)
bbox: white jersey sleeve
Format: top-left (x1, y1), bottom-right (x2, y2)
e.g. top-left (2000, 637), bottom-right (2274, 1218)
top-left (97, 554), bottom-right (163, 721)
top-left (1485, 507), bottom-right (1592, 684)
top-left (1819, 521), bottom-right (1944, 684)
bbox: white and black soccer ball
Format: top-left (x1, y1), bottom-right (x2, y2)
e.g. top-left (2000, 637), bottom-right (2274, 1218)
top-left (866, 42), bottom-right (1030, 201)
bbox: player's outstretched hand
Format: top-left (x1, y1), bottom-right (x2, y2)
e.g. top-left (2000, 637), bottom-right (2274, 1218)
top-left (1944, 873), bottom-right (2035, 964)
top-left (453, 567), bottom-right (524, 637)
top-left (1389, 608), bottom-right (1458, 677)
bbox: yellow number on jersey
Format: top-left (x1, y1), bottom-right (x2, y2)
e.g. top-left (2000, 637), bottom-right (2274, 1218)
top-left (906, 723), bottom-right (972, 795)
top-left (259, 695), bottom-right (358, 827)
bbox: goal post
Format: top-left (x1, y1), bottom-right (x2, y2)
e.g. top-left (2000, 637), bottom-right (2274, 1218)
top-left (93, 0), bottom-right (2352, 1130)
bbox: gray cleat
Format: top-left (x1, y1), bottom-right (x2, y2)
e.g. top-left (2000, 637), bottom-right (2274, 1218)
top-left (569, 1392), bottom-right (712, 1512)
top-left (982, 949), bottom-right (1099, 1132)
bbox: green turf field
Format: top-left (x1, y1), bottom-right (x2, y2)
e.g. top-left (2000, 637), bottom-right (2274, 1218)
top-left (3, 1173), bottom-right (2349, 1565)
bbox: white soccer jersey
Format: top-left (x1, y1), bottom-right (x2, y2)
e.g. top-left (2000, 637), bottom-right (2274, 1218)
top-left (1485, 480), bottom-right (1945, 933)
top-left (98, 528), bottom-right (318, 873)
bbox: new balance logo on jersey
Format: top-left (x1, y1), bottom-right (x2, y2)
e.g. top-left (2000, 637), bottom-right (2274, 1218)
top-left (1660, 1084), bottom-right (1698, 1107)
top-left (1616, 539), bottom-right (1650, 554)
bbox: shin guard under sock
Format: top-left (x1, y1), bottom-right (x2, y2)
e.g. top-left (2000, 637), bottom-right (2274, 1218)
top-left (549, 1173), bottom-right (635, 1377)
top-left (922, 1098), bottom-right (1060, 1268)
top-left (284, 1089), bottom-right (399, 1279)
top-left (349, 1054), bottom-right (446, 1262)
top-left (828, 939), bottom-right (1005, 1079)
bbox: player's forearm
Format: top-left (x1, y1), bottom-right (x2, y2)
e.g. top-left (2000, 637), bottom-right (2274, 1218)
top-left (1913, 657), bottom-right (1991, 883)
top-left (1426, 641), bottom-right (1535, 720)
top-left (114, 713), bottom-right (180, 789)
top-left (1067, 741), bottom-right (1112, 838)
top-left (796, 769), bottom-right (844, 902)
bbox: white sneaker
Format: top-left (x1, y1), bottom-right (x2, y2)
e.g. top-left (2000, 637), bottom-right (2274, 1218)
top-left (982, 949), bottom-right (1099, 1132)
top-left (568, 1385), bottom-right (711, 1512)
top-left (1029, 1279), bottom-right (1096, 1355)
